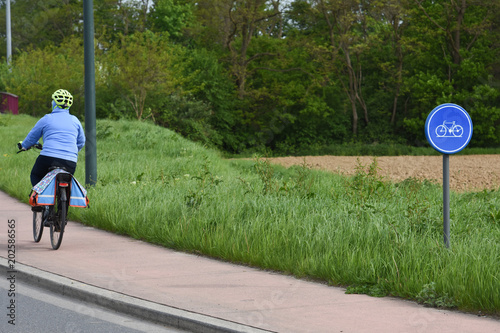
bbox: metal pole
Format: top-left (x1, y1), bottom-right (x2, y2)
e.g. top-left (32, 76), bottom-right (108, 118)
top-left (6, 0), bottom-right (12, 65)
top-left (443, 154), bottom-right (450, 248)
top-left (84, 0), bottom-right (97, 186)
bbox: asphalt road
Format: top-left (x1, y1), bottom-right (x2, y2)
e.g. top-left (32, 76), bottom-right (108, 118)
top-left (0, 280), bottom-right (188, 333)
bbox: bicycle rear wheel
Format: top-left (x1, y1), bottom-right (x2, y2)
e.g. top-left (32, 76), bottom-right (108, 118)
top-left (50, 189), bottom-right (67, 250)
top-left (32, 209), bottom-right (44, 242)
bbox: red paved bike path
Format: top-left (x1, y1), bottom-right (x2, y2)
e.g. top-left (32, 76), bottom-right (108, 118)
top-left (1, 191), bottom-right (499, 332)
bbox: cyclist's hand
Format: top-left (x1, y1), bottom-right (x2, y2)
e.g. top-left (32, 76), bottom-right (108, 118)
top-left (17, 142), bottom-right (26, 151)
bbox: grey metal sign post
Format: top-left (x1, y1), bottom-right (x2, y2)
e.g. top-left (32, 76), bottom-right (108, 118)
top-left (6, 0), bottom-right (11, 65)
top-left (84, 0), bottom-right (97, 186)
top-left (443, 154), bottom-right (450, 246)
top-left (425, 103), bottom-right (473, 248)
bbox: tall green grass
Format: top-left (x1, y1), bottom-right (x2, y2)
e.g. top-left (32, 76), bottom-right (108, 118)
top-left (1, 114), bottom-right (499, 316)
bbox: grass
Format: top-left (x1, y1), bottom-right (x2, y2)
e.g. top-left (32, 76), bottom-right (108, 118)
top-left (1, 114), bottom-right (499, 317)
top-left (230, 140), bottom-right (500, 158)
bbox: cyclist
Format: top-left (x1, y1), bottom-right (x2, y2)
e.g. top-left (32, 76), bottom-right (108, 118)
top-left (19, 89), bottom-right (86, 187)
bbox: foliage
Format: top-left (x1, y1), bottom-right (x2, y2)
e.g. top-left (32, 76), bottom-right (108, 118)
top-left (416, 282), bottom-right (457, 309)
top-left (1, 37), bottom-right (86, 118)
top-left (149, 0), bottom-right (194, 40)
top-left (345, 284), bottom-right (387, 298)
top-left (1, 0), bottom-right (500, 152)
top-left (102, 31), bottom-right (184, 120)
top-left (94, 0), bottom-right (150, 39)
top-left (0, 0), bottom-right (82, 57)
top-left (455, 83), bottom-right (500, 147)
top-left (176, 47), bottom-right (240, 150)
top-left (153, 93), bottom-right (222, 147)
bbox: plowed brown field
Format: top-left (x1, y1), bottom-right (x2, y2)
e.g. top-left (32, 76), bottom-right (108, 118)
top-left (266, 155), bottom-right (500, 192)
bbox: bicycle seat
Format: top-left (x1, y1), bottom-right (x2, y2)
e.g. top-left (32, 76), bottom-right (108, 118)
top-left (47, 166), bottom-right (72, 182)
top-left (49, 166), bottom-right (69, 172)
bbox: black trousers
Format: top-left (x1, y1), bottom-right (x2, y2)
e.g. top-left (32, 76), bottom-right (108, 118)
top-left (30, 155), bottom-right (77, 186)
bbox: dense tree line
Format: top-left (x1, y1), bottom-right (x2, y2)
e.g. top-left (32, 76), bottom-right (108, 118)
top-left (1, 0), bottom-right (499, 153)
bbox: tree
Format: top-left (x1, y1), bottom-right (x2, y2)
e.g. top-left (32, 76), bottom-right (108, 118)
top-left (401, 0), bottom-right (500, 144)
top-left (149, 0), bottom-right (194, 40)
top-left (313, 0), bottom-right (370, 135)
top-left (0, 0), bottom-right (82, 56)
top-left (413, 0), bottom-right (497, 80)
top-left (225, 0), bottom-right (283, 98)
top-left (94, 0), bottom-right (150, 42)
top-left (369, 0), bottom-right (412, 125)
top-left (189, 0), bottom-right (236, 50)
top-left (103, 32), bottom-right (184, 120)
top-left (1, 37), bottom-right (86, 117)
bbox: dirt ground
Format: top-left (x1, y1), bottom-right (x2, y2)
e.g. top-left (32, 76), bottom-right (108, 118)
top-left (266, 155), bottom-right (500, 192)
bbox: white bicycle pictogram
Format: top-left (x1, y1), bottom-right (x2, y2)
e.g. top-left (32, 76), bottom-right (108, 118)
top-left (435, 120), bottom-right (463, 138)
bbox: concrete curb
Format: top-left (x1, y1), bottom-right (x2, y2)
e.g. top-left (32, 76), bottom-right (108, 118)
top-left (0, 258), bottom-right (272, 333)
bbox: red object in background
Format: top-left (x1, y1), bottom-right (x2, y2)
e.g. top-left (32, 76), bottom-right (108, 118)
top-left (0, 92), bottom-right (19, 114)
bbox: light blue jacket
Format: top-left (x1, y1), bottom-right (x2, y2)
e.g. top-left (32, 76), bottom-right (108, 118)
top-left (22, 102), bottom-right (85, 163)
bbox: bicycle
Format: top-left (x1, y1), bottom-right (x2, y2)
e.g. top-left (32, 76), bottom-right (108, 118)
top-left (435, 120), bottom-right (464, 138)
top-left (18, 143), bottom-right (87, 250)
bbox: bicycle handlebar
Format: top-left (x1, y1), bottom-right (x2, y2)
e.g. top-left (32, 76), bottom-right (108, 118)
top-left (17, 142), bottom-right (43, 154)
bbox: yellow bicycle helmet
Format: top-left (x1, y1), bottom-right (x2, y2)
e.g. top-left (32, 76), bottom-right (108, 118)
top-left (52, 89), bottom-right (73, 108)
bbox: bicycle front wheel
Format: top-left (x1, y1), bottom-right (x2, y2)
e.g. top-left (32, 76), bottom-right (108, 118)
top-left (32, 210), bottom-right (44, 242)
top-left (50, 190), bottom-right (67, 250)
top-left (435, 125), bottom-right (447, 137)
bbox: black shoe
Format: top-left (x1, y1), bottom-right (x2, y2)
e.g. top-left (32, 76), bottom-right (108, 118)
top-left (43, 207), bottom-right (51, 227)
top-left (52, 221), bottom-right (61, 232)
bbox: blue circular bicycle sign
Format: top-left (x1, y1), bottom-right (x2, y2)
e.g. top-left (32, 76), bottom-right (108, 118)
top-left (425, 103), bottom-right (473, 154)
